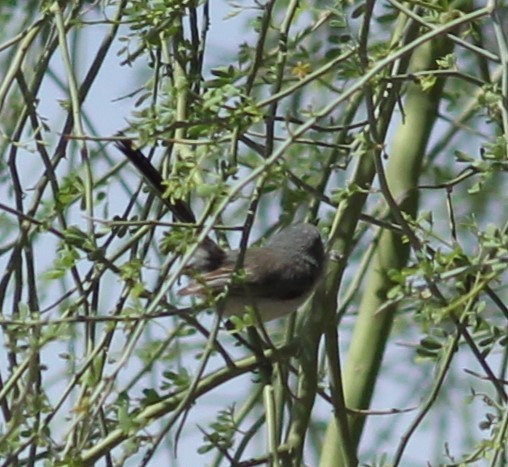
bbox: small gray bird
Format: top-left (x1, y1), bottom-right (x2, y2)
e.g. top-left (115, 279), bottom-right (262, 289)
top-left (178, 224), bottom-right (325, 321)
top-left (116, 138), bottom-right (325, 321)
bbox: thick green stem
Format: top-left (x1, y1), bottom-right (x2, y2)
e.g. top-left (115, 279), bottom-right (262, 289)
top-left (321, 34), bottom-right (454, 467)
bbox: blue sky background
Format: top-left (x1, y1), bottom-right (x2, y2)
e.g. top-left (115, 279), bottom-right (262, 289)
top-left (0, 2), bottom-right (503, 465)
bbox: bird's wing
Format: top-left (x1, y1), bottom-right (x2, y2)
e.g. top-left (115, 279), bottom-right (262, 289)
top-left (177, 264), bottom-right (236, 296)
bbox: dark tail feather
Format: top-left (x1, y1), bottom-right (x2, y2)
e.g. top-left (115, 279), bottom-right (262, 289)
top-left (115, 137), bottom-right (196, 224)
top-left (115, 136), bottom-right (226, 271)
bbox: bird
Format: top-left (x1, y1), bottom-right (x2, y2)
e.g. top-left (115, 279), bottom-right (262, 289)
top-left (178, 223), bottom-right (324, 321)
top-left (115, 137), bottom-right (324, 321)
